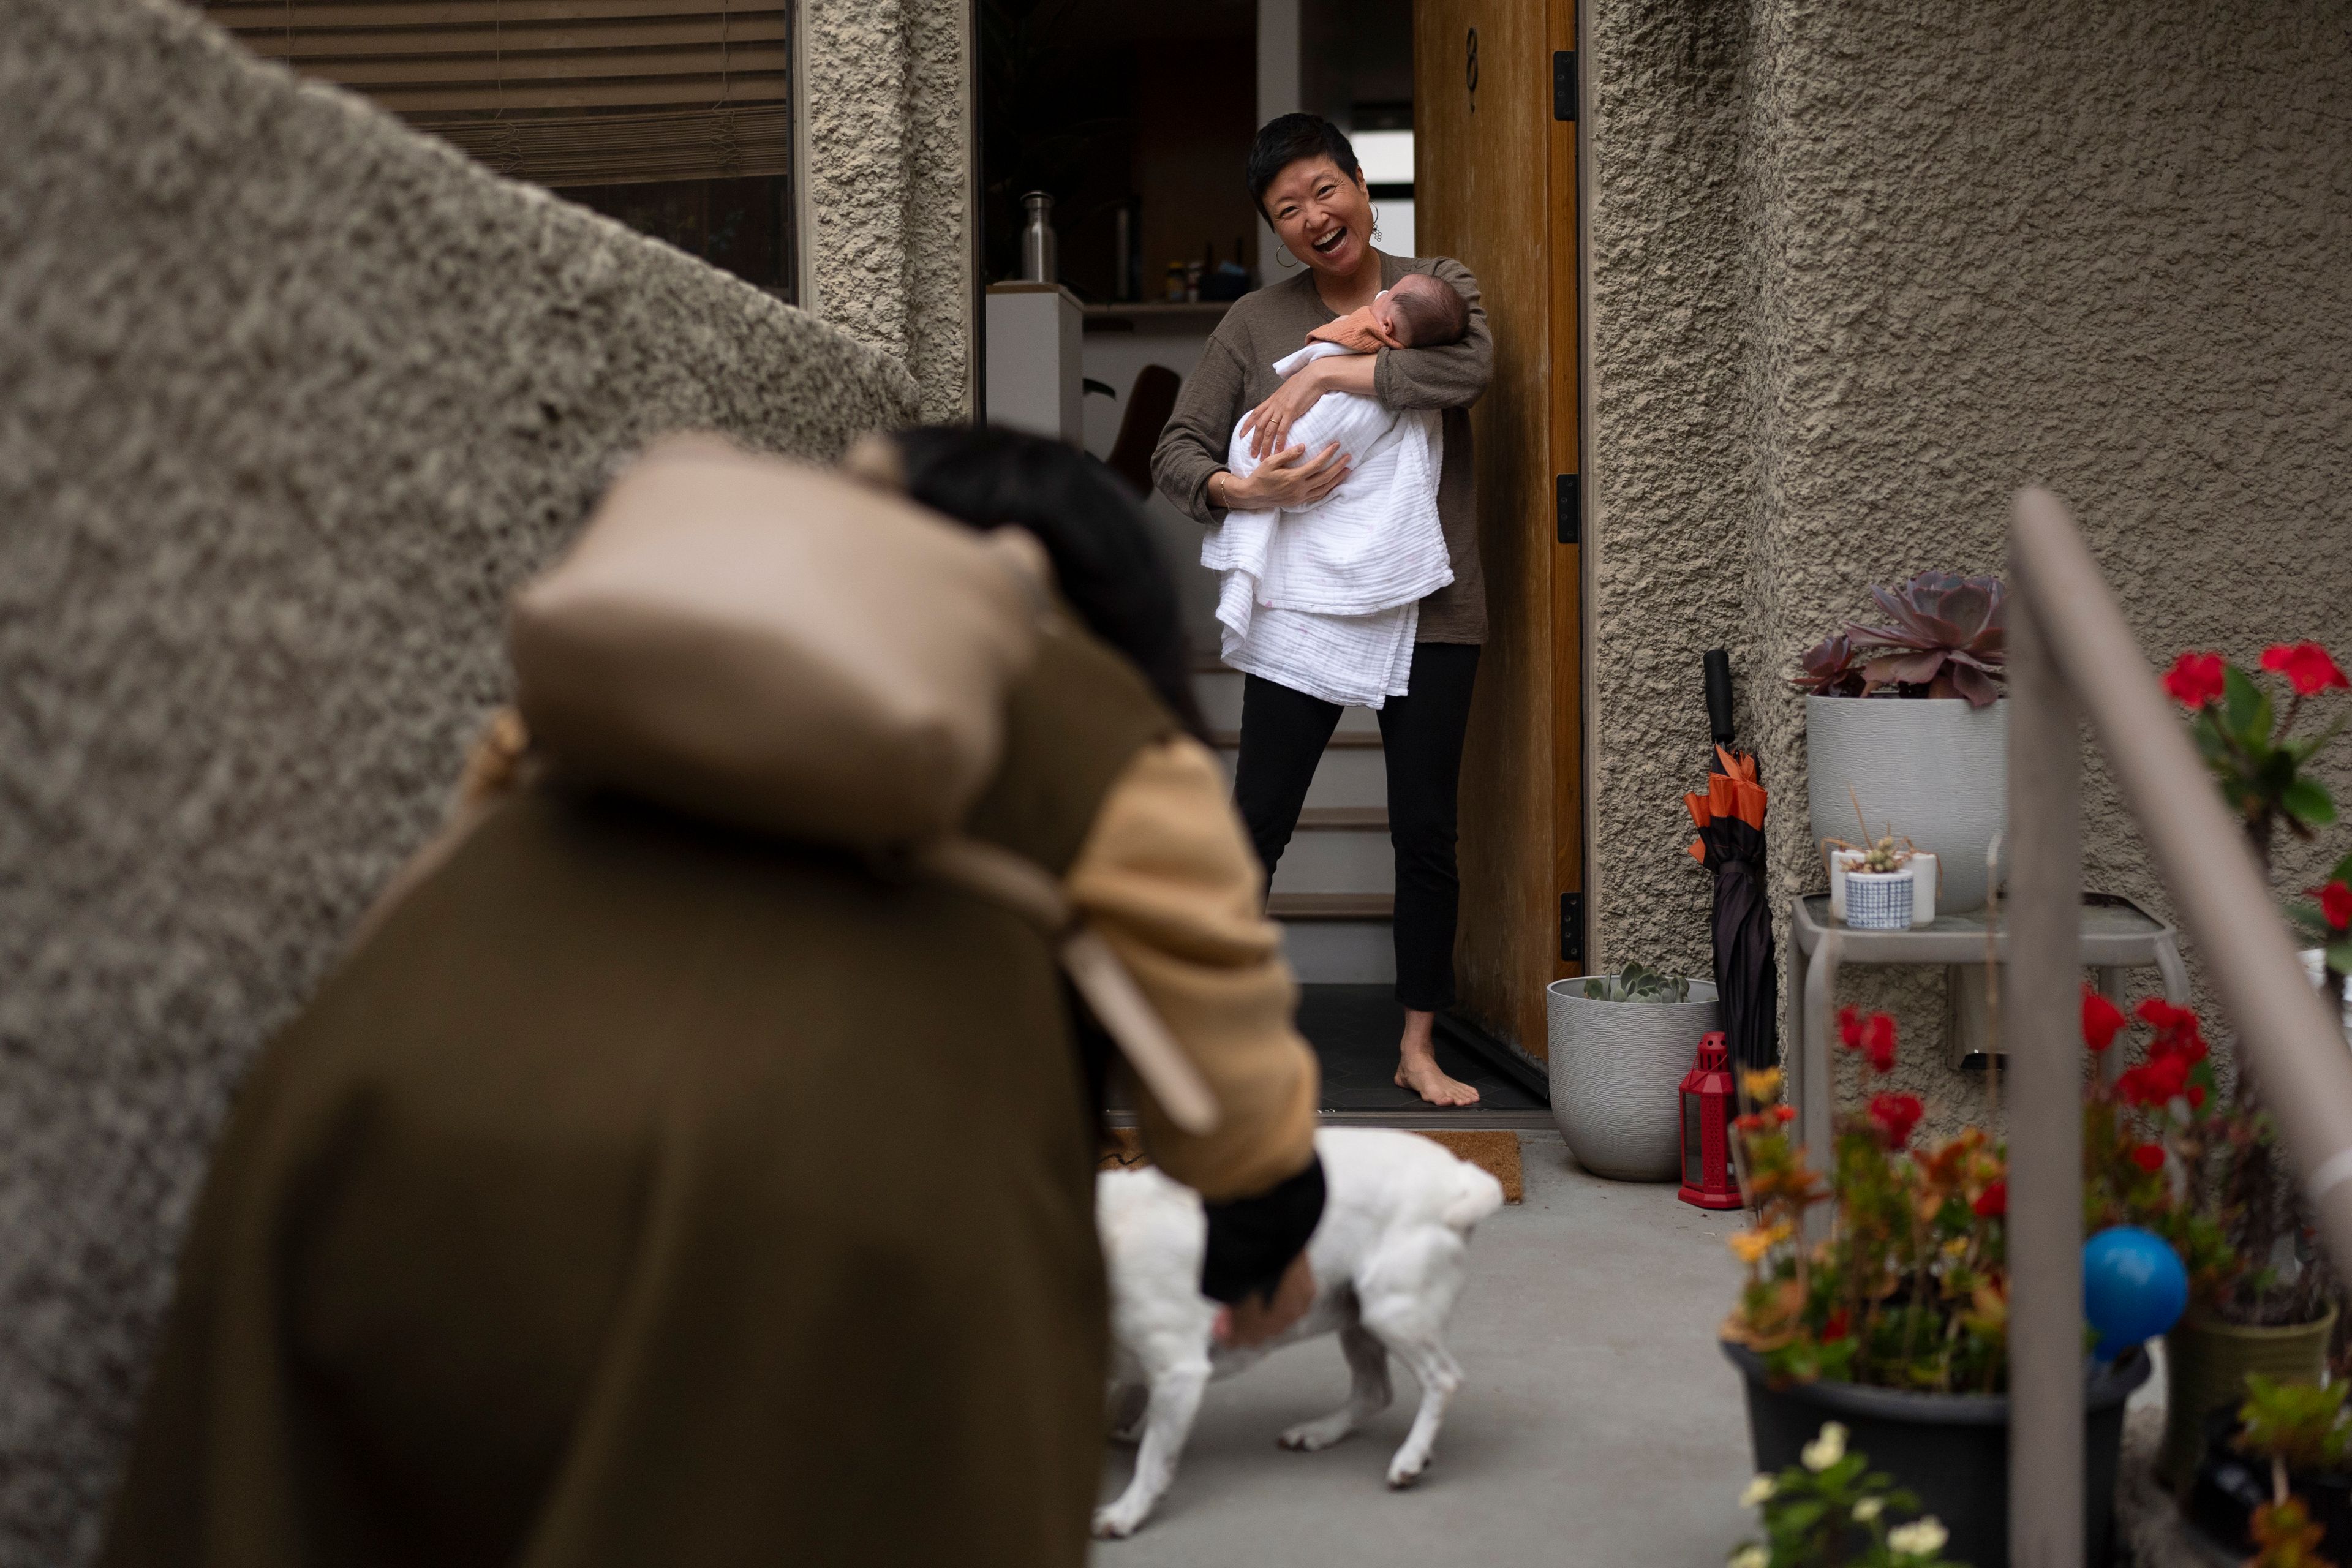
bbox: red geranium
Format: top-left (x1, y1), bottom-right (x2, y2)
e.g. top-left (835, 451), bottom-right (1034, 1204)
top-left (2163, 650), bottom-right (2228, 708)
top-left (1868, 1092), bottom-right (1925, 1150)
top-left (2130, 1143), bottom-right (2166, 1174)
top-left (1838, 1007), bottom-right (1899, 1072)
top-left (1838, 1005), bottom-right (1863, 1049)
top-left (1822, 1306), bottom-right (1851, 1343)
top-left (1973, 1180), bottom-right (2007, 1218)
top-left (2317, 879), bottom-right (2352, 933)
top-left (2261, 641), bottom-right (2351, 697)
top-left (2081, 985), bottom-right (2128, 1052)
top-left (2118, 1051), bottom-right (2193, 1108)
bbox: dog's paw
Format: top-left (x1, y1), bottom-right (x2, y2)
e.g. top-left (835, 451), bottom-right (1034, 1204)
top-left (1091, 1504), bottom-right (1147, 1540)
top-left (1278, 1417), bottom-right (1351, 1452)
top-left (1385, 1454), bottom-right (1430, 1490)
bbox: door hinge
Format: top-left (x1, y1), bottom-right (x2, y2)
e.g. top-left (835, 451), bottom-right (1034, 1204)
top-left (1556, 473), bottom-right (1580, 544)
top-left (1559, 892), bottom-right (1585, 964)
top-left (1553, 50), bottom-right (1577, 123)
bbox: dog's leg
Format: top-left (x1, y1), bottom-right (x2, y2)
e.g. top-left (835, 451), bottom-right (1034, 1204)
top-left (1106, 1382), bottom-right (1149, 1444)
top-left (1356, 1231), bottom-right (1471, 1489)
top-left (1091, 1360), bottom-right (1209, 1539)
top-left (1278, 1321), bottom-right (1391, 1452)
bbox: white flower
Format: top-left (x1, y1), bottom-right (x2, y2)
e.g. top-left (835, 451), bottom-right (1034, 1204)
top-left (1852, 1496), bottom-right (1885, 1522)
top-left (1728, 1547), bottom-right (1770, 1568)
top-left (1801, 1420), bottom-right (1849, 1472)
top-left (1739, 1474), bottom-right (1777, 1508)
top-left (1888, 1517), bottom-right (1950, 1557)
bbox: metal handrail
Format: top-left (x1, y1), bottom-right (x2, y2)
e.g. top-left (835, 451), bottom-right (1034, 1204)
top-left (2005, 488), bottom-right (2352, 1564)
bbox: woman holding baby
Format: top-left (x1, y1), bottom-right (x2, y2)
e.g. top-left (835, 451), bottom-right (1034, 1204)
top-left (1153, 113), bottom-right (1493, 1109)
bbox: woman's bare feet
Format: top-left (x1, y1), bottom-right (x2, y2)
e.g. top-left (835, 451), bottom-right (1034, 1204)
top-left (1393, 1008), bottom-right (1480, 1107)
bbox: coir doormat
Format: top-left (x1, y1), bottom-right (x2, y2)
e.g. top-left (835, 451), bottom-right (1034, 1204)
top-left (1098, 1127), bottom-right (1522, 1205)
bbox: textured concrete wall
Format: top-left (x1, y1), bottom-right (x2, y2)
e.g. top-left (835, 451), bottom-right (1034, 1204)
top-left (1588, 0), bottom-right (2352, 1129)
top-left (0, 1), bottom-right (916, 1559)
top-left (803, 0), bottom-right (974, 422)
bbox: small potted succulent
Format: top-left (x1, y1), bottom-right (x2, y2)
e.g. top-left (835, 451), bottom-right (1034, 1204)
top-left (1545, 960), bottom-right (1719, 1182)
top-left (2187, 1374), bottom-right (2352, 1559)
top-left (1793, 572), bottom-right (2007, 912)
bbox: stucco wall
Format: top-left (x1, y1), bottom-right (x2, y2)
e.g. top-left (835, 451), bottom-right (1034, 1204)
top-left (1588, 0), bottom-right (2352, 1126)
top-left (803, 0), bottom-right (974, 423)
top-left (0, 1), bottom-right (918, 1559)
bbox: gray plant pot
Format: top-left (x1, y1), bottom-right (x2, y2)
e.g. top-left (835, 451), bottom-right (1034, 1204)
top-left (1807, 694), bottom-right (2009, 913)
top-left (1545, 978), bottom-right (1720, 1181)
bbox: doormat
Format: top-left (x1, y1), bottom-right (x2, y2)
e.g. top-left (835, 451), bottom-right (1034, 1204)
top-left (1098, 1128), bottom-right (1522, 1205)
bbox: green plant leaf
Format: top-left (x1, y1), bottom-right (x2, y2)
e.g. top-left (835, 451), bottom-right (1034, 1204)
top-left (2283, 775), bottom-right (2336, 827)
top-left (2328, 942), bottom-right (2352, 977)
top-left (2225, 663), bottom-right (2273, 747)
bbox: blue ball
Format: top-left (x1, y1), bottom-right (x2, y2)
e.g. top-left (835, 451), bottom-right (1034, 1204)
top-left (2082, 1226), bottom-right (2190, 1359)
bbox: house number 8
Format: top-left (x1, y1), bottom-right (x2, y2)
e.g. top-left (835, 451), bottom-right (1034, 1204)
top-left (1465, 28), bottom-right (1479, 105)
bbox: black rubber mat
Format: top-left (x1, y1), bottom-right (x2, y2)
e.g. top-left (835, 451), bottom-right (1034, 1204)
top-left (1298, 984), bottom-right (1543, 1112)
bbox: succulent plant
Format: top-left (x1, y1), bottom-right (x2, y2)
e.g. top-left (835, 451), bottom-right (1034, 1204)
top-left (1847, 571), bottom-right (2007, 707)
top-left (1583, 961), bottom-right (1692, 1004)
top-left (1789, 571), bottom-right (2008, 708)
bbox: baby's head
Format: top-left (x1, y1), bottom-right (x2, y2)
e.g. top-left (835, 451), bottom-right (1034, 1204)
top-left (1373, 273), bottom-right (1469, 349)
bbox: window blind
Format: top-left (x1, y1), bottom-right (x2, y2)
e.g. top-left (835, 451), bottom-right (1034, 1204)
top-left (194, 2), bottom-right (792, 187)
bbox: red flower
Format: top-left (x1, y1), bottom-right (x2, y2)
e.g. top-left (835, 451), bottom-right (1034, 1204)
top-left (1868, 1092), bottom-right (1926, 1150)
top-left (1862, 1012), bottom-right (1898, 1073)
top-left (1838, 1005), bottom-right (1864, 1050)
top-left (2130, 1143), bottom-right (2166, 1174)
top-left (1973, 1180), bottom-right (2007, 1218)
top-left (2163, 651), bottom-right (2227, 708)
top-left (2082, 986), bottom-right (2128, 1052)
top-left (2135, 997), bottom-right (2209, 1061)
top-left (1774, 1104), bottom-right (1797, 1125)
top-left (2119, 1052), bottom-right (2193, 1107)
top-left (1735, 1112), bottom-right (1766, 1133)
top-left (1822, 1307), bottom-right (1851, 1343)
top-left (2188, 1084), bottom-right (2208, 1112)
top-left (2262, 641), bottom-right (2350, 697)
top-left (2318, 880), bottom-right (2352, 933)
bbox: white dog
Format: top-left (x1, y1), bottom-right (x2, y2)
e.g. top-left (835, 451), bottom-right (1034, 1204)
top-left (1092, 1127), bottom-right (1505, 1538)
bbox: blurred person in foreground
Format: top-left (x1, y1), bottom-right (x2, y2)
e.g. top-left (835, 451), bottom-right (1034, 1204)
top-left (101, 426), bottom-right (1324, 1568)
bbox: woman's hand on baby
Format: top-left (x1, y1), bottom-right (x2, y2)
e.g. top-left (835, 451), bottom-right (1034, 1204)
top-left (1240, 359), bottom-right (1338, 460)
top-left (1234, 442), bottom-right (1351, 509)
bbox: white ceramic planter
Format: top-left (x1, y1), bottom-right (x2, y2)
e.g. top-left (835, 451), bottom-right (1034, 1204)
top-left (1807, 695), bottom-right (2008, 913)
top-left (1545, 978), bottom-right (1721, 1181)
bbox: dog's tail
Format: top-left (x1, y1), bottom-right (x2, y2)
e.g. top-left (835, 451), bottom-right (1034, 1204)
top-left (1441, 1159), bottom-right (1507, 1232)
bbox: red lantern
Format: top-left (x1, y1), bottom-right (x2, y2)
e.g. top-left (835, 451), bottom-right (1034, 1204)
top-left (1679, 1030), bottom-right (1742, 1210)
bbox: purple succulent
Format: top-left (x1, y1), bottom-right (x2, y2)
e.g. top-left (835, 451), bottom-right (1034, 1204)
top-left (1845, 571), bottom-right (2008, 707)
top-left (1791, 631), bottom-right (1869, 698)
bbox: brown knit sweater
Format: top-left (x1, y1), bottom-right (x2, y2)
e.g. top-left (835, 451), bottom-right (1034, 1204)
top-left (1150, 253), bottom-right (1492, 644)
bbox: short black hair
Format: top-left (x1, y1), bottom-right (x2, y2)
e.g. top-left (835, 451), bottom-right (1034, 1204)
top-left (886, 425), bottom-right (1209, 743)
top-left (1245, 113), bottom-right (1361, 219)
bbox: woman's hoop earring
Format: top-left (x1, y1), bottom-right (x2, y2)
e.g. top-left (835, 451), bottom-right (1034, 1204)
top-left (1275, 245), bottom-right (1298, 270)
top-left (1370, 201), bottom-right (1384, 243)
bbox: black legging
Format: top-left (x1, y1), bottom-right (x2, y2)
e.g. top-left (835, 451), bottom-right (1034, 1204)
top-left (1231, 644), bottom-right (1480, 1012)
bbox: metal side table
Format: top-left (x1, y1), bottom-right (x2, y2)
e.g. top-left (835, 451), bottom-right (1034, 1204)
top-left (1790, 892), bottom-right (2188, 1167)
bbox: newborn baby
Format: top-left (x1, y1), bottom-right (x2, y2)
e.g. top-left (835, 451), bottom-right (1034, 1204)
top-left (1203, 272), bottom-right (1470, 709)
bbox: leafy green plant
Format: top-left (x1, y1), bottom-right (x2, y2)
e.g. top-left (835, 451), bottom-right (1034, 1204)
top-left (1724, 1028), bottom-right (2010, 1395)
top-left (1581, 960), bottom-right (1692, 1003)
top-left (2288, 855), bottom-right (2352, 1019)
top-left (2163, 643), bottom-right (2349, 872)
top-left (2234, 1380), bottom-right (2351, 1568)
top-left (1728, 1422), bottom-right (1966, 1567)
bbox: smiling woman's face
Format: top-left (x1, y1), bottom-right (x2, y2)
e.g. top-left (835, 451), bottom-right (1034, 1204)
top-left (1260, 156), bottom-right (1376, 279)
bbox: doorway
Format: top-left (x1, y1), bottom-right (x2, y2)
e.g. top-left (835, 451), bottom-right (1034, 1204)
top-left (972, 0), bottom-right (1585, 1096)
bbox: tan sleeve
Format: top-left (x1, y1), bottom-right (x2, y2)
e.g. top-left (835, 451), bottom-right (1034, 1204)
top-left (1065, 734), bottom-right (1319, 1202)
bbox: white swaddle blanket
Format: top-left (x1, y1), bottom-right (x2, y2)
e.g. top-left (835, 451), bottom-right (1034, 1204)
top-left (1204, 338), bottom-right (1452, 708)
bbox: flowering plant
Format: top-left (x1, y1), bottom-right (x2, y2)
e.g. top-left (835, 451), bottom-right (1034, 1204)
top-left (2082, 990), bottom-right (2331, 1327)
top-left (1791, 572), bottom-right (2007, 708)
top-left (1722, 1014), bottom-right (2011, 1393)
top-left (2162, 641), bottom-right (2349, 869)
top-left (1728, 1422), bottom-right (1961, 1568)
top-left (2288, 855), bottom-right (2352, 1014)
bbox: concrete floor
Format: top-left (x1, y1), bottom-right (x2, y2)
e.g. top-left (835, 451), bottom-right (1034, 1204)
top-left (1093, 1131), bottom-right (1757, 1566)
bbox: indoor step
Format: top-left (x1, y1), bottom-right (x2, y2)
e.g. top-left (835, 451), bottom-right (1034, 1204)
top-left (1190, 663), bottom-right (1380, 737)
top-left (1212, 733), bottom-right (1387, 810)
top-left (1269, 892), bottom-right (1395, 985)
top-left (1268, 814), bottom-right (1393, 895)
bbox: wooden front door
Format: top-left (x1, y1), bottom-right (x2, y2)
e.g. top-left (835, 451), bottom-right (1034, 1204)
top-left (1415, 0), bottom-right (1582, 1057)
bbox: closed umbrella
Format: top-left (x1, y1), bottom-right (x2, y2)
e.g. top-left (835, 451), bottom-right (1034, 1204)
top-left (1686, 743), bottom-right (1779, 1076)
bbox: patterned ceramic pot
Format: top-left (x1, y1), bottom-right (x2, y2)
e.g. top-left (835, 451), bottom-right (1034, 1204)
top-left (1807, 695), bottom-right (2008, 913)
top-left (1844, 869), bottom-right (1915, 930)
top-left (1545, 978), bottom-right (1719, 1181)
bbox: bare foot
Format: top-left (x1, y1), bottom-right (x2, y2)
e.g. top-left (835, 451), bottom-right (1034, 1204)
top-left (1395, 1052), bottom-right (1482, 1107)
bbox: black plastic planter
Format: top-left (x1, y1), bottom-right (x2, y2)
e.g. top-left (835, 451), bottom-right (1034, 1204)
top-left (1722, 1341), bottom-right (2151, 1568)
